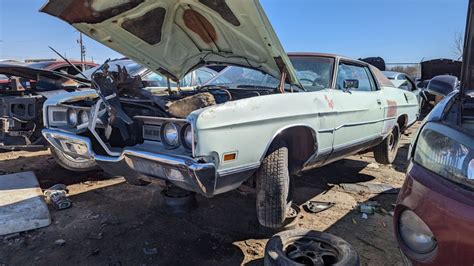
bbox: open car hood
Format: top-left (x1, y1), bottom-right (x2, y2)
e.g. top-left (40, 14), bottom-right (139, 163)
top-left (40, 0), bottom-right (300, 86)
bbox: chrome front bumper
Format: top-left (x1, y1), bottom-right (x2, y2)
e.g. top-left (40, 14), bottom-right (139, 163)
top-left (42, 129), bottom-right (218, 197)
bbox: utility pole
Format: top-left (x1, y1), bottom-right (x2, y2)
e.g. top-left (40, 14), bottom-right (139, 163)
top-left (77, 32), bottom-right (86, 70)
top-left (77, 32), bottom-right (86, 62)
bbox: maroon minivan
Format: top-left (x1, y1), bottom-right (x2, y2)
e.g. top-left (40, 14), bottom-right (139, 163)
top-left (394, 1), bottom-right (474, 265)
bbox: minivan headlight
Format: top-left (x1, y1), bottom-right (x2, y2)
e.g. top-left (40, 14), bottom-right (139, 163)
top-left (399, 210), bottom-right (437, 254)
top-left (414, 124), bottom-right (474, 187)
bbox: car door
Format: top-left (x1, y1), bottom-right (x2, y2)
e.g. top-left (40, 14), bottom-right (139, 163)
top-left (399, 74), bottom-right (422, 105)
top-left (327, 61), bottom-right (384, 162)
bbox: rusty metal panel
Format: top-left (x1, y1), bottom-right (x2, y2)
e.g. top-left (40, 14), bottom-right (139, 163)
top-left (199, 0), bottom-right (240, 26)
top-left (122, 8), bottom-right (166, 45)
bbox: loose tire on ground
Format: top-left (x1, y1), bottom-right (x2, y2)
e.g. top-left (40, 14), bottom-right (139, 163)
top-left (51, 147), bottom-right (97, 172)
top-left (256, 139), bottom-right (291, 228)
top-left (374, 124), bottom-right (400, 164)
top-left (264, 229), bottom-right (359, 266)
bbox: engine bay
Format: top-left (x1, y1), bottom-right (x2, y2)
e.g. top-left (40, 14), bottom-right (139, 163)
top-left (85, 63), bottom-right (278, 151)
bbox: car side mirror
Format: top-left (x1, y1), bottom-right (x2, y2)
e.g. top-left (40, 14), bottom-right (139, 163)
top-left (343, 79), bottom-right (359, 90)
top-left (426, 75), bottom-right (458, 97)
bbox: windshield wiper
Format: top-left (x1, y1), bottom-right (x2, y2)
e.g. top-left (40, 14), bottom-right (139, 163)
top-left (197, 84), bottom-right (230, 91)
top-left (236, 84), bottom-right (277, 90)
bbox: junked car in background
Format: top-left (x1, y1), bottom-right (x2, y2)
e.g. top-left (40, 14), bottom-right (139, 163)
top-left (383, 71), bottom-right (425, 114)
top-left (0, 58), bottom-right (217, 171)
top-left (0, 63), bottom-right (96, 173)
top-left (394, 2), bottom-right (474, 264)
top-left (28, 60), bottom-right (98, 75)
top-left (417, 58), bottom-right (462, 106)
top-left (40, 0), bottom-right (419, 228)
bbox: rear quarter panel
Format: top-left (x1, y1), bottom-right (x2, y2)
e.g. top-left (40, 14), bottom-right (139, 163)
top-left (381, 86), bottom-right (419, 134)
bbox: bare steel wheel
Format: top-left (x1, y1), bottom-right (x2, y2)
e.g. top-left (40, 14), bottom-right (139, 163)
top-left (51, 147), bottom-right (97, 172)
top-left (373, 124), bottom-right (400, 165)
top-left (264, 230), bottom-right (359, 266)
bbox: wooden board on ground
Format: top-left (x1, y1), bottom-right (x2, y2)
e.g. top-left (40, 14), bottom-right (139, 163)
top-left (0, 171), bottom-right (50, 235)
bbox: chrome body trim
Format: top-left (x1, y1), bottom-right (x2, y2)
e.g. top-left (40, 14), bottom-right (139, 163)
top-left (42, 129), bottom-right (218, 197)
top-left (217, 162), bottom-right (260, 176)
top-left (317, 116), bottom-right (397, 133)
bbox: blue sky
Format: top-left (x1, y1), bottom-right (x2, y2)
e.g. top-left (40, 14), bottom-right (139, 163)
top-left (0, 0), bottom-right (468, 63)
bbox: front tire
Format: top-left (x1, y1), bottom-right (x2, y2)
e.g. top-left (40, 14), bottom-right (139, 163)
top-left (256, 139), bottom-right (291, 228)
top-left (373, 124), bottom-right (400, 164)
top-left (51, 147), bottom-right (97, 172)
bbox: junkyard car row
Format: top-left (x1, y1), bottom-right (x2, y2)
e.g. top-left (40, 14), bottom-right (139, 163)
top-left (39, 0), bottom-right (419, 229)
top-left (0, 0), bottom-right (473, 264)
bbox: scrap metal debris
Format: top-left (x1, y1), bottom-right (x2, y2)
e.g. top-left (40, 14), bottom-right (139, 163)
top-left (302, 201), bottom-right (335, 214)
top-left (54, 239), bottom-right (66, 246)
top-left (43, 184), bottom-right (72, 210)
top-left (340, 182), bottom-right (398, 195)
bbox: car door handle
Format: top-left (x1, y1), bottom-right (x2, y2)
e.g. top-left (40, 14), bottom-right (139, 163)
top-left (377, 99), bottom-right (382, 105)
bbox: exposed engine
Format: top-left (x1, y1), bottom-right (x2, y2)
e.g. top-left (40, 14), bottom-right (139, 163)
top-left (90, 63), bottom-right (275, 148)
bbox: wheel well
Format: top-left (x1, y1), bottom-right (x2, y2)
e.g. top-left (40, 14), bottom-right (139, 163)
top-left (268, 126), bottom-right (316, 174)
top-left (397, 115), bottom-right (408, 132)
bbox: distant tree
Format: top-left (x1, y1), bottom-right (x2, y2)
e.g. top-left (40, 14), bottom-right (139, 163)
top-left (387, 65), bottom-right (420, 79)
top-left (453, 32), bottom-right (464, 61)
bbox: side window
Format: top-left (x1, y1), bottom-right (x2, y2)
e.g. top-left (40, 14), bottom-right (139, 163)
top-left (336, 63), bottom-right (375, 91)
top-left (144, 72), bottom-right (170, 87)
top-left (399, 75), bottom-right (415, 91)
top-left (194, 70), bottom-right (215, 86)
top-left (180, 74), bottom-right (193, 87)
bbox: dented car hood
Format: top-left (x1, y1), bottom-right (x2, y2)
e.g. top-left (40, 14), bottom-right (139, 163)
top-left (40, 0), bottom-right (300, 85)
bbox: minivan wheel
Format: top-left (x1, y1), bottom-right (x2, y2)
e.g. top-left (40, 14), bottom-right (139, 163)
top-left (373, 124), bottom-right (400, 164)
top-left (264, 230), bottom-right (359, 266)
top-left (256, 139), bottom-right (291, 228)
top-left (51, 147), bottom-right (97, 172)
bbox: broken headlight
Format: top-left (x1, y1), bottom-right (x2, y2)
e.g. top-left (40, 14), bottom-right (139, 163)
top-left (414, 123), bottom-right (474, 188)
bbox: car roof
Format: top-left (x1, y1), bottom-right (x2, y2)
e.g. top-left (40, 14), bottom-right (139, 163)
top-left (287, 52), bottom-right (370, 66)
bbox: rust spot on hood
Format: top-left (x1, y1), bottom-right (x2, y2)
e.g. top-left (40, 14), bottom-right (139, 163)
top-left (183, 9), bottom-right (217, 44)
top-left (41, 0), bottom-right (144, 24)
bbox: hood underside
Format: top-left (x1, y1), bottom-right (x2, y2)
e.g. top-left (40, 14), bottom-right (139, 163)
top-left (40, 0), bottom-right (300, 85)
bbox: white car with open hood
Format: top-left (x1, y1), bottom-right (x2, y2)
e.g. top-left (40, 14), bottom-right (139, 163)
top-left (40, 0), bottom-right (418, 228)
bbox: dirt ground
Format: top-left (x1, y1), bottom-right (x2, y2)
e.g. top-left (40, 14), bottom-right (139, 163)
top-left (0, 121), bottom-right (420, 265)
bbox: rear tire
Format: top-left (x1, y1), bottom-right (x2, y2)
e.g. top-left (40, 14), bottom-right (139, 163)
top-left (374, 124), bottom-right (400, 164)
top-left (51, 147), bottom-right (97, 172)
top-left (256, 139), bottom-right (290, 228)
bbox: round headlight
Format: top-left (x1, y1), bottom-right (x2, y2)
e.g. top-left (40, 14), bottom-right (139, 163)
top-left (78, 110), bottom-right (89, 124)
top-left (161, 122), bottom-right (180, 147)
top-left (399, 210), bottom-right (437, 254)
top-left (181, 124), bottom-right (193, 150)
top-left (67, 109), bottom-right (78, 126)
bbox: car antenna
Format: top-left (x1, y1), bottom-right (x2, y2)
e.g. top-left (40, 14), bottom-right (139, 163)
top-left (48, 46), bottom-right (88, 80)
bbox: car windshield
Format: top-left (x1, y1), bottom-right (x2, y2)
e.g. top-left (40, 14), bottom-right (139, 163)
top-left (205, 66), bottom-right (279, 88)
top-left (80, 60), bottom-right (143, 80)
top-left (290, 56), bottom-right (334, 91)
top-left (203, 56), bottom-right (335, 91)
